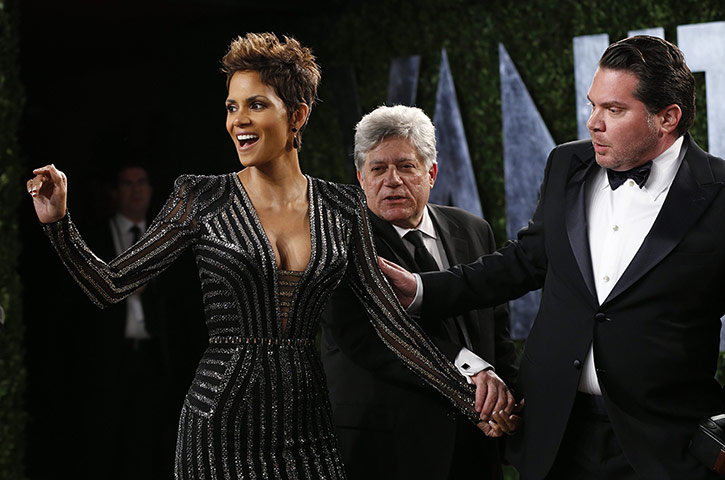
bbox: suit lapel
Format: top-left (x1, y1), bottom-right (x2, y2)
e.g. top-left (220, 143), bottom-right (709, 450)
top-left (603, 135), bottom-right (723, 305)
top-left (565, 145), bottom-right (599, 299)
top-left (367, 208), bottom-right (417, 271)
top-left (428, 205), bottom-right (475, 350)
top-left (428, 205), bottom-right (468, 266)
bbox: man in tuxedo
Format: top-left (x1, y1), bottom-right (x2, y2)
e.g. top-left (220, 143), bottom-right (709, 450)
top-left (321, 105), bottom-right (519, 480)
top-left (380, 36), bottom-right (725, 479)
top-left (80, 163), bottom-right (174, 479)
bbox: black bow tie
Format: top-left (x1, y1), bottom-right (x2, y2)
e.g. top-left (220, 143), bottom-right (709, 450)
top-left (606, 161), bottom-right (653, 190)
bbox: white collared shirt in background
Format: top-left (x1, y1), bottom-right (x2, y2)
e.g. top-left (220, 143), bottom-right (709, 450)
top-left (110, 213), bottom-right (151, 340)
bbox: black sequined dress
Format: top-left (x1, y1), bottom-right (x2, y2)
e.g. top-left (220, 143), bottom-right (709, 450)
top-left (43, 173), bottom-right (479, 479)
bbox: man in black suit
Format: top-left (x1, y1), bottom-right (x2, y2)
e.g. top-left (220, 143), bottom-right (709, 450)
top-left (80, 163), bottom-right (174, 479)
top-left (321, 105), bottom-right (519, 480)
top-left (380, 36), bottom-right (725, 479)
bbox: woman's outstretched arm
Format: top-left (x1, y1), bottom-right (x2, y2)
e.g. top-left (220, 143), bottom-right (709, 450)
top-left (28, 165), bottom-right (200, 308)
top-left (343, 188), bottom-right (514, 436)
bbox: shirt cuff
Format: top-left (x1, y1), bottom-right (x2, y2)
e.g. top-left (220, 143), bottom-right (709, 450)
top-left (406, 273), bottom-right (424, 316)
top-left (455, 347), bottom-right (493, 384)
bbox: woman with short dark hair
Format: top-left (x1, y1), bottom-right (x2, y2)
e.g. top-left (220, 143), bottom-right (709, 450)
top-left (27, 32), bottom-right (484, 479)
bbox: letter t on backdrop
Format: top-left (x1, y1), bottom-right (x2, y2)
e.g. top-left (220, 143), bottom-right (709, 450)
top-left (386, 50), bottom-right (483, 218)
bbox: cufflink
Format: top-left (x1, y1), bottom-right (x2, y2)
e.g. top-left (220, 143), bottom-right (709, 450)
top-left (462, 363), bottom-right (470, 370)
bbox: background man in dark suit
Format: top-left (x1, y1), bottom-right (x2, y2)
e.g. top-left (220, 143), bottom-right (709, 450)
top-left (79, 163), bottom-right (174, 479)
top-left (321, 105), bottom-right (519, 480)
top-left (68, 161), bottom-right (206, 479)
top-left (380, 36), bottom-right (725, 480)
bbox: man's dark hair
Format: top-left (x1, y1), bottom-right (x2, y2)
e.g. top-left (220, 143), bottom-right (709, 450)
top-left (111, 162), bottom-right (152, 189)
top-left (599, 35), bottom-right (695, 136)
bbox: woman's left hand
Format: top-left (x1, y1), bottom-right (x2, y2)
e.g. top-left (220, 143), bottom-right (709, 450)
top-left (489, 411), bottom-right (523, 436)
top-left (487, 399), bottom-right (525, 436)
top-left (476, 420), bottom-right (504, 437)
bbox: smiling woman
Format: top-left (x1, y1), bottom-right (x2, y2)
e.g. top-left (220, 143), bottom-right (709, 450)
top-left (225, 71), bottom-right (304, 172)
top-left (26, 32), bottom-right (486, 480)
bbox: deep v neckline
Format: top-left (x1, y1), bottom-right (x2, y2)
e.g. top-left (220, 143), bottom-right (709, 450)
top-left (233, 173), bottom-right (315, 337)
top-left (233, 172), bottom-right (315, 275)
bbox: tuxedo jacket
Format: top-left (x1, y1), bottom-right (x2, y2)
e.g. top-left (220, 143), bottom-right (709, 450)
top-left (421, 134), bottom-right (725, 480)
top-left (321, 204), bottom-right (518, 480)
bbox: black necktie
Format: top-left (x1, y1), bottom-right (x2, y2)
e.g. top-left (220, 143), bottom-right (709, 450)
top-left (606, 161), bottom-right (653, 190)
top-left (129, 224), bottom-right (141, 245)
top-left (403, 229), bottom-right (471, 348)
top-left (404, 230), bottom-right (439, 273)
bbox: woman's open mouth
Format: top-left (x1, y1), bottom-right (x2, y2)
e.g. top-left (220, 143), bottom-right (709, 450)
top-left (236, 134), bottom-right (260, 149)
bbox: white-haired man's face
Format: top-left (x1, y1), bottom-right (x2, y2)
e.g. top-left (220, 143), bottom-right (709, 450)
top-left (357, 137), bottom-right (437, 229)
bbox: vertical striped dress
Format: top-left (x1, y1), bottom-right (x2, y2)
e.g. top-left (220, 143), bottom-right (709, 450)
top-left (43, 173), bottom-right (479, 479)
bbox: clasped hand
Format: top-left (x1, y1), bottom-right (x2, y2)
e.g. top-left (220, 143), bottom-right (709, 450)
top-left (377, 257), bottom-right (523, 437)
top-left (472, 369), bottom-right (523, 437)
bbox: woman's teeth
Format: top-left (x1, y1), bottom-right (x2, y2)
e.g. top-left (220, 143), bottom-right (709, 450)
top-left (237, 134), bottom-right (259, 146)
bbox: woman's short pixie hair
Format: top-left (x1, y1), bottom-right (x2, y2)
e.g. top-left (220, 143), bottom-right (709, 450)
top-left (221, 32), bottom-right (321, 129)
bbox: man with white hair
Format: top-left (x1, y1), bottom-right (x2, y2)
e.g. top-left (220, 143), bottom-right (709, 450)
top-left (379, 36), bottom-right (725, 479)
top-left (321, 105), bottom-right (519, 480)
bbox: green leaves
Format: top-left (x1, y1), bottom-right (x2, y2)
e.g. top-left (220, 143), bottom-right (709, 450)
top-left (306, 0), bottom-right (725, 246)
top-left (0, 0), bottom-right (26, 478)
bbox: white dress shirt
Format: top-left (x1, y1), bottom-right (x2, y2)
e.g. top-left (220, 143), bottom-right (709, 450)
top-left (393, 206), bottom-right (492, 381)
top-left (578, 135), bottom-right (685, 394)
top-left (110, 213), bottom-right (151, 340)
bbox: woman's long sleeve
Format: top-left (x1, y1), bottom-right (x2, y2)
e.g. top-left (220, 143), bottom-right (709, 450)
top-left (343, 189), bottom-right (479, 424)
top-left (42, 175), bottom-right (200, 308)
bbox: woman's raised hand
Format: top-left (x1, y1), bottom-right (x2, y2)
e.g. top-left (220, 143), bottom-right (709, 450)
top-left (27, 164), bottom-right (68, 224)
